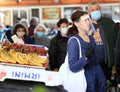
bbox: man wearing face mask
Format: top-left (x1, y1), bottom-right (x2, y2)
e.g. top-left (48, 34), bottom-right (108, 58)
top-left (88, 1), bottom-right (119, 88)
top-left (48, 18), bottom-right (69, 71)
top-left (32, 24), bottom-right (50, 48)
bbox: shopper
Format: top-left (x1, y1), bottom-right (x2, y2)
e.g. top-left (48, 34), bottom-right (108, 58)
top-left (28, 17), bottom-right (39, 36)
top-left (87, 1), bottom-right (119, 86)
top-left (33, 24), bottom-right (50, 48)
top-left (48, 18), bottom-right (69, 71)
top-left (20, 18), bottom-right (29, 28)
top-left (69, 10), bottom-right (106, 92)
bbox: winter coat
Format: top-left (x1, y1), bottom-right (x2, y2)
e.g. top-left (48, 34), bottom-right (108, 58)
top-left (48, 31), bottom-right (68, 70)
top-left (98, 17), bottom-right (119, 67)
top-left (28, 25), bottom-right (36, 36)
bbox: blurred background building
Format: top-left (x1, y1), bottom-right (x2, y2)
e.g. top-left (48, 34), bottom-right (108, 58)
top-left (0, 0), bottom-right (119, 27)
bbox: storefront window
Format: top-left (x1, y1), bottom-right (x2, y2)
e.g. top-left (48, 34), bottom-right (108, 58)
top-left (13, 10), bottom-right (18, 25)
top-left (31, 9), bottom-right (39, 18)
top-left (20, 10), bottom-right (27, 19)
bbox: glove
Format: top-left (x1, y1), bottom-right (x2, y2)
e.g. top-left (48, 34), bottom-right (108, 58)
top-left (85, 46), bottom-right (94, 59)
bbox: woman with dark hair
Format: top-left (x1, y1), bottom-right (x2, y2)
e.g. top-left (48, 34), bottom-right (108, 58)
top-left (66, 26), bottom-right (77, 37)
top-left (10, 23), bottom-right (33, 44)
top-left (68, 10), bottom-right (106, 92)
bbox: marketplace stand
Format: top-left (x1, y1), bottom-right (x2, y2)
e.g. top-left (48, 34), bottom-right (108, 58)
top-left (0, 43), bottom-right (62, 88)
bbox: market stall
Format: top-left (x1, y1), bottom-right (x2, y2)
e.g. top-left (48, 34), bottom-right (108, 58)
top-left (0, 42), bottom-right (62, 87)
top-left (0, 32), bottom-right (66, 92)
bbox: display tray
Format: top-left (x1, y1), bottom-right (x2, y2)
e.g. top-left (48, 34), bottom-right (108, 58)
top-left (0, 63), bottom-right (62, 86)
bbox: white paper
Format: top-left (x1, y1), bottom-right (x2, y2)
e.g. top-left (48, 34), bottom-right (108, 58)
top-left (11, 35), bottom-right (24, 44)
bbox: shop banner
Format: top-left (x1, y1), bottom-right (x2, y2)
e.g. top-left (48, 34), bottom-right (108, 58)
top-left (42, 7), bottom-right (61, 20)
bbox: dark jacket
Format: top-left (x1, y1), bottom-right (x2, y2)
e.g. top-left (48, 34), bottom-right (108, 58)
top-left (98, 17), bottom-right (119, 67)
top-left (28, 25), bottom-right (36, 36)
top-left (48, 31), bottom-right (68, 70)
top-left (23, 35), bottom-right (34, 44)
top-left (6, 29), bottom-right (13, 43)
top-left (115, 31), bottom-right (120, 84)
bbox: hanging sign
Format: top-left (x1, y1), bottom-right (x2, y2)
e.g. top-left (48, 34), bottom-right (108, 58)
top-left (42, 7), bottom-right (61, 20)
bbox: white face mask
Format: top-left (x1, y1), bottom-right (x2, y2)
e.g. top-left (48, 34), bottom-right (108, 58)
top-left (61, 27), bottom-right (68, 35)
top-left (16, 32), bottom-right (25, 37)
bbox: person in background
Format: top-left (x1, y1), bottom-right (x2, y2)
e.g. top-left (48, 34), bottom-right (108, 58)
top-left (0, 23), bottom-right (8, 32)
top-left (33, 24), bottom-right (50, 48)
top-left (14, 17), bottom-right (21, 25)
top-left (10, 23), bottom-right (33, 44)
top-left (47, 24), bottom-right (58, 39)
top-left (48, 18), bottom-right (69, 71)
top-left (19, 18), bottom-right (29, 28)
top-left (0, 23), bottom-right (6, 32)
top-left (69, 10), bottom-right (106, 92)
top-left (87, 1), bottom-right (119, 87)
top-left (5, 17), bottom-right (22, 42)
top-left (0, 23), bottom-right (8, 43)
top-left (115, 31), bottom-right (120, 89)
top-left (66, 26), bottom-right (77, 37)
top-left (28, 17), bottom-right (39, 36)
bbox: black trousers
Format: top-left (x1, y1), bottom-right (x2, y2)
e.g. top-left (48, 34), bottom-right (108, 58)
top-left (99, 62), bottom-right (112, 81)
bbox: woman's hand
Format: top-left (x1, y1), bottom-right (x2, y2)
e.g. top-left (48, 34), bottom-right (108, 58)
top-left (85, 46), bottom-right (94, 59)
top-left (118, 84), bottom-right (120, 88)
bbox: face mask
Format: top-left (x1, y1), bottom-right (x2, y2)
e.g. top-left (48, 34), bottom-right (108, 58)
top-left (0, 29), bottom-right (3, 32)
top-left (36, 32), bottom-right (45, 37)
top-left (61, 28), bottom-right (68, 35)
top-left (90, 10), bottom-right (101, 21)
top-left (16, 32), bottom-right (25, 37)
